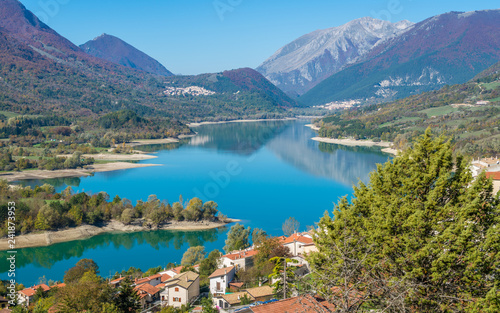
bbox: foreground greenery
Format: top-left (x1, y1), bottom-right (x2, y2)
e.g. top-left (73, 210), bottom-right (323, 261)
top-left (0, 182), bottom-right (222, 237)
top-left (309, 130), bottom-right (500, 312)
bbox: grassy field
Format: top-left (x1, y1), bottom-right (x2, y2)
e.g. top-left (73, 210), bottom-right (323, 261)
top-left (419, 106), bottom-right (458, 117)
top-left (379, 117), bottom-right (422, 128)
top-left (459, 130), bottom-right (491, 139)
top-left (481, 81), bottom-right (500, 91)
top-left (0, 110), bottom-right (20, 119)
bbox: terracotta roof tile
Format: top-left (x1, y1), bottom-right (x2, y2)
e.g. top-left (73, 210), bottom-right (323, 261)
top-left (251, 295), bottom-right (334, 313)
top-left (283, 233), bottom-right (314, 245)
top-left (486, 172), bottom-right (500, 180)
top-left (222, 291), bottom-right (255, 305)
top-left (229, 282), bottom-right (244, 289)
top-left (223, 249), bottom-right (258, 260)
top-left (50, 283), bottom-right (66, 289)
top-left (245, 286), bottom-right (274, 298)
top-left (209, 266), bottom-right (235, 279)
top-left (164, 271), bottom-right (199, 289)
top-left (19, 284), bottom-right (50, 297)
top-left (161, 273), bottom-right (172, 282)
top-left (110, 277), bottom-right (126, 284)
top-left (134, 283), bottom-right (160, 296)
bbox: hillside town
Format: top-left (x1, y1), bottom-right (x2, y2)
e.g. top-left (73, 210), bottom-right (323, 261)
top-left (12, 232), bottom-right (318, 313)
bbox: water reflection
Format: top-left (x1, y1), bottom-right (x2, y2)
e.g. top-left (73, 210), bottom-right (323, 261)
top-left (0, 227), bottom-right (224, 270)
top-left (18, 176), bottom-right (82, 189)
top-left (189, 121), bottom-right (290, 155)
top-left (266, 123), bottom-right (391, 186)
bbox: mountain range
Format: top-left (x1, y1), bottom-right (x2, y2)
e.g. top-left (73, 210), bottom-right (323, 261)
top-left (256, 17), bottom-right (413, 96)
top-left (0, 0), bottom-right (297, 121)
top-left (299, 10), bottom-right (500, 106)
top-left (80, 34), bottom-right (173, 76)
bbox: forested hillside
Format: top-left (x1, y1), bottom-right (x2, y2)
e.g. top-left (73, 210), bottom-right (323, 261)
top-left (315, 64), bottom-right (500, 157)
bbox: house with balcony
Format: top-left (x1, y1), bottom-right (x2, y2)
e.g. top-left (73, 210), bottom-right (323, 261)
top-left (209, 266), bottom-right (235, 296)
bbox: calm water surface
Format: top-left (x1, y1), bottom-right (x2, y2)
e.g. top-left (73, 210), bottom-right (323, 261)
top-left (1, 120), bottom-right (390, 285)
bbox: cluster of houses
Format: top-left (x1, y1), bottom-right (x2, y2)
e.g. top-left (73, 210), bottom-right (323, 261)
top-left (471, 157), bottom-right (500, 194)
top-left (12, 232), bottom-right (318, 312)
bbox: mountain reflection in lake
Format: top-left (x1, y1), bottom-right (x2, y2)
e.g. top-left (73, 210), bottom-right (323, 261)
top-left (5, 120), bottom-right (392, 285)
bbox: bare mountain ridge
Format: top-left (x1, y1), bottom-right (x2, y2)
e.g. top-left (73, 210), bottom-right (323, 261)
top-left (256, 17), bottom-right (413, 96)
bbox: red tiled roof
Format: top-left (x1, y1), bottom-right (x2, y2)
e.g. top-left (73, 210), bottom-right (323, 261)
top-left (19, 284), bottom-right (50, 297)
top-left (135, 277), bottom-right (150, 285)
top-left (229, 282), bottom-right (244, 289)
top-left (161, 273), bottom-right (172, 282)
top-left (223, 249), bottom-right (258, 260)
top-left (171, 266), bottom-right (183, 274)
top-left (283, 233), bottom-right (314, 245)
top-left (148, 273), bottom-right (161, 279)
top-left (251, 295), bottom-right (334, 313)
top-left (486, 172), bottom-right (500, 180)
top-left (110, 277), bottom-right (126, 284)
top-left (50, 283), bottom-right (66, 289)
top-left (209, 266), bottom-right (235, 279)
top-left (134, 283), bottom-right (160, 296)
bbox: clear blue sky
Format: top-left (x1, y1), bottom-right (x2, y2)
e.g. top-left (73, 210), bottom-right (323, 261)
top-left (19, 0), bottom-right (499, 75)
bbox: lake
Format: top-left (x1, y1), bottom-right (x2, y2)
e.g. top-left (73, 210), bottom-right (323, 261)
top-left (1, 120), bottom-right (391, 286)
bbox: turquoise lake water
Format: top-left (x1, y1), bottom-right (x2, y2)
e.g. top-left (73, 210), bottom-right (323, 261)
top-left (1, 120), bottom-right (391, 285)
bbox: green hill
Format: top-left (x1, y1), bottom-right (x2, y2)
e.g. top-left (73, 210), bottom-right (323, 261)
top-left (315, 63), bottom-right (500, 157)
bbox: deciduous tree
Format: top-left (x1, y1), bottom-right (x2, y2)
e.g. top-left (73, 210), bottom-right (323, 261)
top-left (224, 223), bottom-right (251, 253)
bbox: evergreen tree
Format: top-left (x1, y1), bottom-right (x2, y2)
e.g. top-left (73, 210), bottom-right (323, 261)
top-left (113, 276), bottom-right (140, 313)
top-left (308, 129), bottom-right (500, 312)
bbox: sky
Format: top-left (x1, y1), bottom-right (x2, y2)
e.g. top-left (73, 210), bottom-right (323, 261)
top-left (18, 0), bottom-right (500, 75)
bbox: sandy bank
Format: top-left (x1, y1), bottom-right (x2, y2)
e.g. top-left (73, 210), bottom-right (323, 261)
top-left (60, 153), bottom-right (157, 161)
top-left (0, 218), bottom-right (240, 250)
top-left (304, 124), bottom-right (320, 131)
top-left (311, 137), bottom-right (398, 155)
top-left (124, 138), bottom-right (179, 147)
top-left (0, 162), bottom-right (161, 182)
top-left (187, 118), bottom-right (297, 127)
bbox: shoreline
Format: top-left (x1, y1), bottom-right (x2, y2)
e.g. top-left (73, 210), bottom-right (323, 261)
top-left (124, 138), bottom-right (179, 147)
top-left (304, 124), bottom-right (320, 131)
top-left (0, 162), bottom-right (161, 182)
top-left (311, 137), bottom-right (398, 155)
top-left (0, 218), bottom-right (240, 250)
top-left (59, 153), bottom-right (158, 161)
top-left (187, 117), bottom-right (297, 127)
top-left (1, 139), bottom-right (182, 182)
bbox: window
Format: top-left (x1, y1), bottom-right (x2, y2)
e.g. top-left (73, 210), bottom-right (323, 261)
top-left (175, 287), bottom-right (179, 292)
